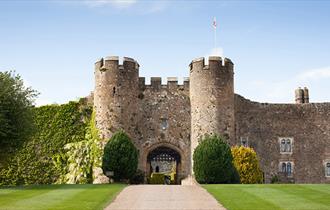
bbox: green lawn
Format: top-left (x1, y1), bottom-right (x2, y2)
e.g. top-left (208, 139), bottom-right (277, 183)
top-left (204, 184), bottom-right (330, 210)
top-left (0, 184), bottom-right (125, 210)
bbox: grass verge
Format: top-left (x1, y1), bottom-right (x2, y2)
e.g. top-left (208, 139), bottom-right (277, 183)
top-left (0, 184), bottom-right (125, 210)
top-left (203, 184), bottom-right (330, 210)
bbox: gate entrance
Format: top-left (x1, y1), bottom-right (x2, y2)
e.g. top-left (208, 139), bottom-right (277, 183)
top-left (147, 146), bottom-right (181, 184)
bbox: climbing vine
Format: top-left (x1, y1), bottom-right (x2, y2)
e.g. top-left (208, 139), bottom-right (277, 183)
top-left (0, 101), bottom-right (92, 185)
top-left (54, 110), bottom-right (104, 184)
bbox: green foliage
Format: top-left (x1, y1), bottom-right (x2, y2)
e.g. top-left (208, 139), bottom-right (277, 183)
top-left (130, 169), bottom-right (145, 184)
top-left (271, 174), bottom-right (280, 184)
top-left (102, 130), bottom-right (138, 181)
top-left (0, 101), bottom-right (91, 185)
top-left (55, 110), bottom-right (102, 184)
top-left (148, 172), bottom-right (176, 185)
top-left (149, 173), bottom-right (165, 184)
top-left (231, 146), bottom-right (263, 184)
top-left (0, 71), bottom-right (38, 150)
top-left (193, 134), bottom-right (239, 184)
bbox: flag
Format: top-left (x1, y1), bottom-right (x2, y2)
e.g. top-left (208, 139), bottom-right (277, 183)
top-left (213, 17), bottom-right (217, 29)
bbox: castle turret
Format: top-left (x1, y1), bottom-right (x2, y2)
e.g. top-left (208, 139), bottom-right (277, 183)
top-left (189, 56), bottom-right (235, 172)
top-left (295, 87), bottom-right (304, 104)
top-left (94, 56), bottom-right (139, 141)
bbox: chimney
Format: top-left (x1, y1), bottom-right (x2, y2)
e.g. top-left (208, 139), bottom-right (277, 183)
top-left (303, 87), bottom-right (309, 103)
top-left (295, 87), bottom-right (304, 104)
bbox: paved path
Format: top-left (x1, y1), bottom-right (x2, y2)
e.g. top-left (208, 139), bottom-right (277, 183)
top-left (105, 185), bottom-right (226, 210)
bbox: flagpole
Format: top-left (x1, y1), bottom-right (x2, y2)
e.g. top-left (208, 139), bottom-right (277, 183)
top-left (215, 24), bottom-right (217, 50)
top-left (214, 17), bottom-right (217, 50)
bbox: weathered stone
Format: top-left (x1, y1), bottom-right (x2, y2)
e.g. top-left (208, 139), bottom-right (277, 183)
top-left (91, 55), bottom-right (330, 184)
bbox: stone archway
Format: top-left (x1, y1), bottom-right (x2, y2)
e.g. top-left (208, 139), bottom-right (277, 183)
top-left (143, 143), bottom-right (185, 184)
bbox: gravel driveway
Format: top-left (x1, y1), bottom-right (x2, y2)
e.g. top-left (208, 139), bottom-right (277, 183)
top-left (105, 185), bottom-right (226, 210)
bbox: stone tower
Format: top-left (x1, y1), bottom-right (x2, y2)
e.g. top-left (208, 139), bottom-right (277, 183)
top-left (189, 56), bottom-right (235, 171)
top-left (94, 56), bottom-right (139, 141)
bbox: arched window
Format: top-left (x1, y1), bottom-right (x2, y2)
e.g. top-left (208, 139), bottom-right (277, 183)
top-left (280, 139), bottom-right (286, 152)
top-left (285, 139), bottom-right (291, 152)
top-left (326, 162), bottom-right (330, 177)
top-left (282, 162), bottom-right (287, 173)
top-left (161, 118), bottom-right (168, 130)
top-left (287, 162), bottom-right (292, 176)
top-left (279, 137), bottom-right (293, 154)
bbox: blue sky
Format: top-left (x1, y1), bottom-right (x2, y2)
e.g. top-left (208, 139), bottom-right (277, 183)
top-left (1, 0), bottom-right (330, 105)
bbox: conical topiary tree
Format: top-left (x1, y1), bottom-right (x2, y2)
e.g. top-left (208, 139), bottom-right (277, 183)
top-left (102, 130), bottom-right (138, 181)
top-left (193, 134), bottom-right (239, 184)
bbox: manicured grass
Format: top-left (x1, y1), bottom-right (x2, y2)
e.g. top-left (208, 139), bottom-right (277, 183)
top-left (0, 184), bottom-right (125, 210)
top-left (203, 184), bottom-right (330, 210)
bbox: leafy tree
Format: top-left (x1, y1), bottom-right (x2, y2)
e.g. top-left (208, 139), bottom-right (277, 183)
top-left (193, 134), bottom-right (239, 184)
top-left (0, 71), bottom-right (38, 149)
top-left (102, 130), bottom-right (138, 181)
top-left (231, 146), bottom-right (263, 184)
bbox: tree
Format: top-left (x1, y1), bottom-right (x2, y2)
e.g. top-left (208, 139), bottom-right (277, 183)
top-left (231, 146), bottom-right (263, 184)
top-left (102, 130), bottom-right (138, 181)
top-left (193, 134), bottom-right (239, 184)
top-left (0, 71), bottom-right (38, 149)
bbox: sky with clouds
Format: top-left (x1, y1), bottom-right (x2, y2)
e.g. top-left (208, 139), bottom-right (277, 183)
top-left (0, 0), bottom-right (330, 105)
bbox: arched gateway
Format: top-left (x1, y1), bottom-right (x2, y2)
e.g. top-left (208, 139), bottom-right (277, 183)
top-left (147, 146), bottom-right (181, 183)
top-left (142, 143), bottom-right (187, 184)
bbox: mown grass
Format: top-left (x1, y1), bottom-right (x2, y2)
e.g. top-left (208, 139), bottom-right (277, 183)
top-left (203, 184), bottom-right (330, 210)
top-left (0, 184), bottom-right (125, 210)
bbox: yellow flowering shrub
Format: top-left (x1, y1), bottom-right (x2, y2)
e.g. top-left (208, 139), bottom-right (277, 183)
top-left (231, 146), bottom-right (263, 184)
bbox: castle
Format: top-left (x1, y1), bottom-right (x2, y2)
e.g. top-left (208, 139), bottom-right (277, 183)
top-left (93, 56), bottom-right (330, 183)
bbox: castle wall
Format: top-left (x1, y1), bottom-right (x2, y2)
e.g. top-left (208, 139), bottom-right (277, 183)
top-left (136, 77), bottom-right (191, 180)
top-left (235, 94), bottom-right (330, 183)
top-left (93, 55), bottom-right (330, 184)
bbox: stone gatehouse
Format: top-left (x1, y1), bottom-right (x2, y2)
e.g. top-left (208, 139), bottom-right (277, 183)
top-left (92, 55), bottom-right (330, 183)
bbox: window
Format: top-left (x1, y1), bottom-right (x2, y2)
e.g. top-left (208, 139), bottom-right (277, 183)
top-left (326, 162), bottom-right (330, 177)
top-left (287, 162), bottom-right (292, 176)
top-left (240, 137), bottom-right (248, 147)
top-left (161, 118), bottom-right (168, 130)
top-left (279, 137), bottom-right (293, 154)
top-left (279, 161), bottom-right (294, 177)
top-left (281, 162), bottom-right (286, 173)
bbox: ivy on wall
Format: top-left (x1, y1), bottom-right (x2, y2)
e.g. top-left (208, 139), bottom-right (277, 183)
top-left (0, 101), bottom-right (92, 185)
top-left (54, 110), bottom-right (104, 184)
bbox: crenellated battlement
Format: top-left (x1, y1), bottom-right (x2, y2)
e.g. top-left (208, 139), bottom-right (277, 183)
top-left (189, 56), bottom-right (233, 72)
top-left (95, 56), bottom-right (139, 71)
top-left (138, 77), bottom-right (189, 91)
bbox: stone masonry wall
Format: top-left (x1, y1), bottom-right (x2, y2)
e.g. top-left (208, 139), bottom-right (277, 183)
top-left (94, 55), bottom-right (330, 183)
top-left (235, 94), bottom-right (330, 183)
top-left (136, 77), bottom-right (191, 180)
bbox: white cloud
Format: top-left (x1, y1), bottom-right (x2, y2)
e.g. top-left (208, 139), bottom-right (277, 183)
top-left (83, 0), bottom-right (137, 8)
top-left (297, 66), bottom-right (330, 81)
top-left (146, 1), bottom-right (169, 13)
top-left (245, 66), bottom-right (330, 103)
top-left (209, 47), bottom-right (223, 57)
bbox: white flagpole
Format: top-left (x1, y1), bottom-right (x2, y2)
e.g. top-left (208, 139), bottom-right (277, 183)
top-left (214, 17), bottom-right (217, 50)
